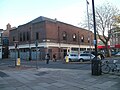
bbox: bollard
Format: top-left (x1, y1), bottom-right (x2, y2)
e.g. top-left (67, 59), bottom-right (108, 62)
top-left (16, 58), bottom-right (21, 66)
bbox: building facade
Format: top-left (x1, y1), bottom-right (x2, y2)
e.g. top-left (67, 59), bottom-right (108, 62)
top-left (110, 27), bottom-right (120, 52)
top-left (0, 29), bottom-right (3, 59)
top-left (9, 16), bottom-right (94, 60)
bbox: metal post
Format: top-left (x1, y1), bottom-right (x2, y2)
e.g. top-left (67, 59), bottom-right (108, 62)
top-left (36, 46), bottom-right (38, 69)
top-left (29, 26), bottom-right (32, 61)
top-left (58, 26), bottom-right (61, 60)
top-left (86, 0), bottom-right (92, 59)
top-left (35, 40), bottom-right (38, 69)
top-left (92, 0), bottom-right (97, 58)
top-left (15, 48), bottom-right (17, 66)
top-left (78, 31), bottom-right (80, 55)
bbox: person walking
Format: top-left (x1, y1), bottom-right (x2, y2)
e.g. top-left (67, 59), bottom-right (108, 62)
top-left (45, 53), bottom-right (50, 64)
top-left (53, 54), bottom-right (56, 62)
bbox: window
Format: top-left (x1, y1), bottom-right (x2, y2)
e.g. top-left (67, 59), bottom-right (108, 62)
top-left (81, 35), bottom-right (84, 42)
top-left (27, 32), bottom-right (30, 41)
top-left (23, 32), bottom-right (25, 41)
top-left (63, 32), bottom-right (67, 40)
top-left (13, 36), bottom-right (15, 41)
top-left (0, 33), bottom-right (2, 37)
top-left (19, 33), bottom-right (22, 41)
top-left (73, 34), bottom-right (77, 41)
top-left (36, 32), bottom-right (39, 40)
top-left (88, 37), bottom-right (90, 43)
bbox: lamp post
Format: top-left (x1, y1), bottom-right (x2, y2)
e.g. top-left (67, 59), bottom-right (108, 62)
top-left (86, 0), bottom-right (92, 58)
top-left (91, 0), bottom-right (102, 76)
top-left (92, 0), bottom-right (97, 58)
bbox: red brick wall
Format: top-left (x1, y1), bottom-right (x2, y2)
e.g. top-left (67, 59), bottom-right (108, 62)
top-left (45, 21), bottom-right (94, 45)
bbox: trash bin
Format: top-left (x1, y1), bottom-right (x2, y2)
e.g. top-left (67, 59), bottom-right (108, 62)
top-left (91, 58), bottom-right (101, 75)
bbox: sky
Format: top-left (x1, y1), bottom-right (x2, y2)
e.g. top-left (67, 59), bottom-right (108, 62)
top-left (0, 0), bottom-right (120, 30)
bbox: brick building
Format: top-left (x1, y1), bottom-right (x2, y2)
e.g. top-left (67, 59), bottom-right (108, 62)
top-left (9, 16), bottom-right (94, 60)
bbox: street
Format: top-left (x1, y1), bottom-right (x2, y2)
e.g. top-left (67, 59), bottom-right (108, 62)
top-left (0, 58), bottom-right (91, 70)
top-left (0, 56), bottom-right (120, 71)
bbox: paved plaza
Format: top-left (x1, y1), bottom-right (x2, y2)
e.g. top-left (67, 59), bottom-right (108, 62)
top-left (0, 65), bottom-right (120, 90)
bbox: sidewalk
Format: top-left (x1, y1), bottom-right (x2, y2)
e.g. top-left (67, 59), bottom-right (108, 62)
top-left (0, 67), bottom-right (120, 90)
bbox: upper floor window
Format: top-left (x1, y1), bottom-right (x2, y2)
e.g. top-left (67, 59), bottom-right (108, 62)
top-left (81, 35), bottom-right (84, 43)
top-left (19, 33), bottom-right (22, 41)
top-left (27, 32), bottom-right (30, 41)
top-left (73, 33), bottom-right (77, 41)
top-left (23, 32), bottom-right (26, 41)
top-left (36, 32), bottom-right (39, 40)
top-left (63, 32), bottom-right (67, 40)
top-left (13, 36), bottom-right (15, 41)
top-left (88, 37), bottom-right (90, 43)
top-left (0, 33), bottom-right (2, 37)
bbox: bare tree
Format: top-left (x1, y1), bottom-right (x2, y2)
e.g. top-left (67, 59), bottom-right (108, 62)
top-left (81, 3), bottom-right (120, 57)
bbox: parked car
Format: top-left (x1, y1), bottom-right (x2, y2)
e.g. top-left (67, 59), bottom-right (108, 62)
top-left (83, 51), bottom-right (105, 60)
top-left (64, 53), bottom-right (79, 62)
top-left (78, 53), bottom-right (95, 62)
top-left (111, 51), bottom-right (118, 56)
top-left (115, 52), bottom-right (120, 56)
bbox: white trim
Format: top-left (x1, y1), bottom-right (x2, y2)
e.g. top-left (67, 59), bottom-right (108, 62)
top-left (9, 42), bottom-right (94, 49)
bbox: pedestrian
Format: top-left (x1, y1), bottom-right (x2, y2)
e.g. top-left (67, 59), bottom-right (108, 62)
top-left (53, 54), bottom-right (56, 62)
top-left (45, 53), bottom-right (50, 64)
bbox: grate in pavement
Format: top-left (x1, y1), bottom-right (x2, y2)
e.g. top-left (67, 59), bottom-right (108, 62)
top-left (0, 71), bottom-right (9, 77)
top-left (35, 72), bottom-right (48, 76)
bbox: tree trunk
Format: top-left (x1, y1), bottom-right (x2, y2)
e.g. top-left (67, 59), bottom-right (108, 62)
top-left (105, 44), bottom-right (111, 57)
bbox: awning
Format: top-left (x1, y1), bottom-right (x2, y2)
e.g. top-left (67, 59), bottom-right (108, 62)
top-left (97, 45), bottom-right (110, 49)
top-left (115, 44), bottom-right (120, 48)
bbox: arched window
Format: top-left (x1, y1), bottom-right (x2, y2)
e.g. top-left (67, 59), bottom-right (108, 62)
top-left (81, 35), bottom-right (84, 42)
top-left (88, 37), bottom-right (90, 43)
top-left (73, 33), bottom-right (77, 41)
top-left (63, 32), bottom-right (67, 40)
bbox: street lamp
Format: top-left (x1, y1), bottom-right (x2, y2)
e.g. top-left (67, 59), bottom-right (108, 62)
top-left (86, 0), bottom-right (92, 58)
top-left (91, 0), bottom-right (101, 76)
top-left (92, 0), bottom-right (97, 58)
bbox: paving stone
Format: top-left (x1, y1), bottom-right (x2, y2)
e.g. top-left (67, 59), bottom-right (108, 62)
top-left (0, 87), bottom-right (16, 90)
top-left (16, 86), bottom-right (32, 90)
top-left (38, 83), bottom-right (51, 87)
top-left (51, 82), bottom-right (65, 87)
top-left (32, 85), bottom-right (48, 90)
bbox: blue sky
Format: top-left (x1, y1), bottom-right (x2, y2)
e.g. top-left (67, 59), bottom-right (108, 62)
top-left (0, 0), bottom-right (120, 30)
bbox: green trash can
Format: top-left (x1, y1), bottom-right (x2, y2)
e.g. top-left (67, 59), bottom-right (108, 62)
top-left (91, 58), bottom-right (102, 76)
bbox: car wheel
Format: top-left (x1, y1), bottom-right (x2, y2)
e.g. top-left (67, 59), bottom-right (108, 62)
top-left (79, 59), bottom-right (84, 62)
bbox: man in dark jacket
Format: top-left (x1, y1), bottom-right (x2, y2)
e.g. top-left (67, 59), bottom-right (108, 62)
top-left (45, 53), bottom-right (50, 64)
